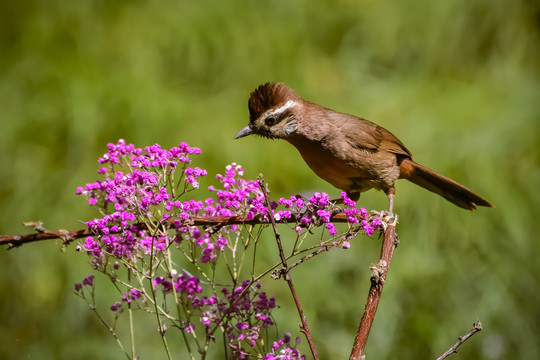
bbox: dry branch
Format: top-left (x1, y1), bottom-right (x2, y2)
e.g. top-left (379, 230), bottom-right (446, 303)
top-left (350, 215), bottom-right (398, 360)
top-left (436, 320), bottom-right (483, 360)
top-left (0, 212), bottom-right (372, 248)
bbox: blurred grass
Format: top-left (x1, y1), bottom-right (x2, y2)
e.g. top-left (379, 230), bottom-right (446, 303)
top-left (0, 0), bottom-right (539, 359)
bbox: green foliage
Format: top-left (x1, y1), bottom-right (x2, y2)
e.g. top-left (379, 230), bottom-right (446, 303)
top-left (0, 0), bottom-right (539, 359)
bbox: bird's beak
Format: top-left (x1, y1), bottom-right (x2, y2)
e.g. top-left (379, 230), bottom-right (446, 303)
top-left (234, 126), bottom-right (253, 139)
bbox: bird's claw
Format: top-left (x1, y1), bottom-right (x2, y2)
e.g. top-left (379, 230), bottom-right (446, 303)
top-left (371, 210), bottom-right (398, 230)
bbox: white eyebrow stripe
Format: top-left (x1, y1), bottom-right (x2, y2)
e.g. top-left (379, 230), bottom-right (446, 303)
top-left (264, 100), bottom-right (297, 118)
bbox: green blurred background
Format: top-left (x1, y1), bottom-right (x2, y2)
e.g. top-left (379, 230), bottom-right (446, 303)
top-left (1, 0), bottom-right (539, 359)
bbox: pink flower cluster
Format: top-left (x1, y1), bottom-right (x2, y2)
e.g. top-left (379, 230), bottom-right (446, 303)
top-left (152, 273), bottom-right (279, 358)
top-left (263, 333), bottom-right (305, 360)
top-left (76, 140), bottom-right (380, 268)
top-left (77, 139), bottom-right (204, 211)
top-left (74, 139), bottom-right (386, 359)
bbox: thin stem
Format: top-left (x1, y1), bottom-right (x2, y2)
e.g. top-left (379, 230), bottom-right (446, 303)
top-left (258, 176), bottom-right (319, 360)
top-left (283, 225), bottom-right (363, 275)
top-left (93, 308), bottom-right (132, 360)
top-left (127, 271), bottom-right (137, 360)
top-left (148, 278), bottom-right (174, 360)
top-left (128, 306), bottom-right (136, 359)
top-left (164, 236), bottom-right (199, 359)
top-left (146, 225), bottom-right (173, 360)
top-left (436, 321), bottom-right (483, 360)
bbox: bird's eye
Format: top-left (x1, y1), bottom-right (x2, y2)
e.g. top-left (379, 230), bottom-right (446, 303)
top-left (265, 115), bottom-right (278, 127)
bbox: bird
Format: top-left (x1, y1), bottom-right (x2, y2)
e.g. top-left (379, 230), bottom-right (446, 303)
top-left (234, 82), bottom-right (493, 212)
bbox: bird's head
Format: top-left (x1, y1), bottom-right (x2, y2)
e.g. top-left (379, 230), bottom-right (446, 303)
top-left (234, 82), bottom-right (300, 140)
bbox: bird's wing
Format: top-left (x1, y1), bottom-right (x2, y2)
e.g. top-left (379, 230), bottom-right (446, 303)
top-left (339, 114), bottom-right (412, 158)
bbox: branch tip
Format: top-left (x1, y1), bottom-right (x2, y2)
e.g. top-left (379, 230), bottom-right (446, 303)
top-left (22, 221), bottom-right (48, 233)
top-left (436, 319), bottom-right (483, 360)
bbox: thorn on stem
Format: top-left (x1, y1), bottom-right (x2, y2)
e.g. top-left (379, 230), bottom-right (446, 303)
top-left (22, 221), bottom-right (47, 233)
top-left (370, 260), bottom-right (387, 286)
top-left (58, 229), bottom-right (74, 245)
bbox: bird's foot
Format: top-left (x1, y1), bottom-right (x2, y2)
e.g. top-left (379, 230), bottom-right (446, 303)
top-left (371, 210), bottom-right (398, 230)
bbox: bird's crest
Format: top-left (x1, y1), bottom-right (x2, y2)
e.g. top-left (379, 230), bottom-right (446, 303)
top-left (248, 82), bottom-right (299, 123)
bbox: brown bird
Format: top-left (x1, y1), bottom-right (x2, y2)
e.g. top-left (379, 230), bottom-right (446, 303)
top-left (234, 82), bottom-right (493, 212)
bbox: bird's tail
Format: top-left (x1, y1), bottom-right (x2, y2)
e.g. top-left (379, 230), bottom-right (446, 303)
top-left (399, 158), bottom-right (493, 210)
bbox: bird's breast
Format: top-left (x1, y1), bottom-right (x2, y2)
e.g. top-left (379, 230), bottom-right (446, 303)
top-left (287, 136), bottom-right (399, 193)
